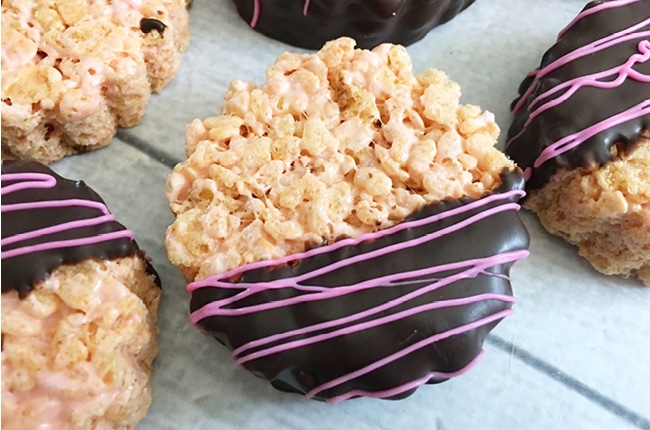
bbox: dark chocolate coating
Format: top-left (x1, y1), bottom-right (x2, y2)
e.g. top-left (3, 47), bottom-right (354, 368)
top-left (506, 0), bottom-right (650, 191)
top-left (1, 161), bottom-right (159, 298)
top-left (191, 169), bottom-right (529, 401)
top-left (231, 0), bottom-right (476, 50)
top-left (140, 18), bottom-right (167, 34)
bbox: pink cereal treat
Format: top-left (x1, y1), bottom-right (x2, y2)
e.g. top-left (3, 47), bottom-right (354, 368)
top-left (506, 0), bottom-right (650, 284)
top-left (168, 37), bottom-right (520, 280)
top-left (1, 0), bottom-right (190, 164)
top-left (2, 160), bottom-right (162, 429)
top-left (164, 39), bottom-right (530, 401)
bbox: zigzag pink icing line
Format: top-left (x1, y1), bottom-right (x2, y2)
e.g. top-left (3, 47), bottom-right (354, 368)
top-left (188, 189), bottom-right (525, 293)
top-left (189, 190), bottom-right (524, 321)
top-left (228, 253), bottom-right (523, 361)
top-left (189, 193), bottom-right (524, 322)
top-left (527, 40), bottom-right (650, 113)
top-left (234, 292), bottom-right (516, 365)
top-left (508, 39), bottom-right (650, 166)
top-left (558, 0), bottom-right (644, 38)
top-left (192, 249), bottom-right (524, 321)
top-left (1, 171), bottom-right (134, 260)
top-left (1, 172), bottom-right (54, 195)
top-left (326, 349), bottom-right (485, 403)
top-left (189, 209), bottom-right (524, 321)
top-left (507, 1), bottom-right (650, 177)
top-left (189, 187), bottom-right (527, 401)
top-left (511, 15), bottom-right (650, 115)
top-left (1, 231), bottom-right (135, 260)
top-left (536, 99), bottom-right (650, 168)
top-left (307, 309), bottom-right (513, 402)
top-left (2, 214), bottom-right (115, 247)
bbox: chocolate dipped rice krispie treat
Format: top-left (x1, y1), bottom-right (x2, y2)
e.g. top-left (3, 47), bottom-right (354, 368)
top-left (232, 0), bottom-right (476, 49)
top-left (166, 38), bottom-right (530, 402)
top-left (1, 161), bottom-right (162, 429)
top-left (506, 0), bottom-right (650, 285)
top-left (1, 0), bottom-right (190, 164)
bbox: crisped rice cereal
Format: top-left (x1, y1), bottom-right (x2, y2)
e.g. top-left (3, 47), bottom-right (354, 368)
top-left (1, 0), bottom-right (190, 163)
top-left (166, 37), bottom-right (517, 281)
top-left (1, 257), bottom-right (161, 430)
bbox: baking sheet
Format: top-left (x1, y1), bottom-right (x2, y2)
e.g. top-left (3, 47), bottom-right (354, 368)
top-left (49, 0), bottom-right (650, 428)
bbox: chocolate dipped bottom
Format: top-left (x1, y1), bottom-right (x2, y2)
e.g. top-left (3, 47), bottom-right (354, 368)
top-left (232, 0), bottom-right (476, 49)
top-left (506, 0), bottom-right (650, 191)
top-left (1, 160), bottom-right (158, 297)
top-left (2, 160), bottom-right (162, 428)
top-left (189, 169), bottom-right (530, 403)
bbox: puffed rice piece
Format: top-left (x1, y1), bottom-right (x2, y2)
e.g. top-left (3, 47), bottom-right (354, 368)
top-left (1, 0), bottom-right (190, 163)
top-left (166, 37), bottom-right (517, 280)
top-left (2, 257), bottom-right (161, 430)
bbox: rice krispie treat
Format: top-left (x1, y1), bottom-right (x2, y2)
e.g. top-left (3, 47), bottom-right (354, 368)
top-left (233, 0), bottom-right (476, 49)
top-left (1, 161), bottom-right (162, 429)
top-left (506, 0), bottom-right (650, 285)
top-left (1, 0), bottom-right (190, 164)
top-left (166, 37), bottom-right (530, 402)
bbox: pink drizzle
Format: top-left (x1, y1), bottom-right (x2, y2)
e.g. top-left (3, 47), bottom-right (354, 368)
top-left (512, 17), bottom-right (650, 115)
top-left (123, 0), bottom-right (141, 9)
top-left (508, 2), bottom-right (650, 174)
top-left (188, 189), bottom-right (526, 293)
top-left (308, 311), bottom-right (512, 403)
top-left (325, 350), bottom-right (485, 403)
top-left (558, 0), bottom-right (644, 38)
top-left (251, 0), bottom-right (261, 27)
top-left (1, 172), bottom-right (54, 195)
top-left (1, 172), bottom-right (135, 261)
top-left (234, 293), bottom-right (516, 366)
top-left (536, 98), bottom-right (650, 168)
top-left (189, 188), bottom-right (528, 401)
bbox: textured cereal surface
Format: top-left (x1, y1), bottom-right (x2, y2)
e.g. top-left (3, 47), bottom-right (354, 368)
top-left (1, 0), bottom-right (190, 164)
top-left (166, 37), bottom-right (517, 281)
top-left (525, 132), bottom-right (650, 286)
top-left (1, 256), bottom-right (161, 430)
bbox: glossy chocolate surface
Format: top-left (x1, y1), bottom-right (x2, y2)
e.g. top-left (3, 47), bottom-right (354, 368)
top-left (1, 161), bottom-right (158, 298)
top-left (506, 0), bottom-right (650, 190)
top-left (231, 0), bottom-right (476, 49)
top-left (190, 169), bottom-right (530, 402)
